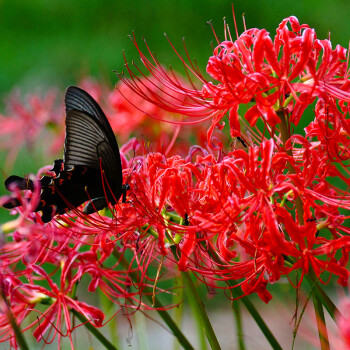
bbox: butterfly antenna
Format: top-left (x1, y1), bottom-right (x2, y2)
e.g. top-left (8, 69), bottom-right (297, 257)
top-left (123, 147), bottom-right (137, 185)
top-left (120, 148), bottom-right (143, 205)
top-left (125, 160), bottom-right (141, 188)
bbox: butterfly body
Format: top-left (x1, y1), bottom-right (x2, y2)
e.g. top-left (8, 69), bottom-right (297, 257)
top-left (3, 86), bottom-right (128, 222)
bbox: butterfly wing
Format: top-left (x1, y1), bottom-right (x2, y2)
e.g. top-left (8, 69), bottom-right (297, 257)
top-left (65, 86), bottom-right (119, 153)
top-left (64, 86), bottom-right (123, 197)
top-left (64, 109), bottom-right (123, 196)
top-left (2, 86), bottom-right (125, 222)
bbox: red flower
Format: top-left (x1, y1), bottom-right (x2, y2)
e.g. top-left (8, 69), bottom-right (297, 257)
top-left (118, 17), bottom-right (350, 148)
top-left (1, 264), bottom-right (105, 348)
top-left (0, 90), bottom-right (63, 168)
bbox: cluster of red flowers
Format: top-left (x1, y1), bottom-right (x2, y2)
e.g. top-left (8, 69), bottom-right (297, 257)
top-left (0, 89), bottom-right (64, 169)
top-left (0, 76), bottom-right (213, 170)
top-left (2, 15), bottom-right (350, 348)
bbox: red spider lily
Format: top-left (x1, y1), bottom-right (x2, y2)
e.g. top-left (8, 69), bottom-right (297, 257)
top-left (0, 90), bottom-right (64, 168)
top-left (102, 138), bottom-right (350, 296)
top-left (118, 17), bottom-right (350, 148)
top-left (4, 133), bottom-right (349, 305)
top-left (11, 265), bottom-right (104, 349)
top-left (305, 97), bottom-right (350, 163)
top-left (0, 272), bottom-right (33, 349)
top-left (108, 72), bottom-right (215, 154)
top-left (0, 208), bottom-right (175, 346)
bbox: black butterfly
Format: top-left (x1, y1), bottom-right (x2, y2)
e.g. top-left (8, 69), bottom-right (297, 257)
top-left (3, 86), bottom-right (129, 223)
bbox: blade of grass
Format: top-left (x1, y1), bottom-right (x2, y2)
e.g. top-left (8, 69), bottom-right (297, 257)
top-left (0, 288), bottom-right (29, 350)
top-left (113, 249), bottom-right (195, 350)
top-left (239, 296), bottom-right (282, 350)
top-left (167, 212), bottom-right (282, 350)
top-left (181, 271), bottom-right (221, 350)
top-left (312, 293), bottom-right (330, 350)
top-left (72, 310), bottom-right (118, 350)
top-left (173, 274), bottom-right (184, 350)
top-left (232, 300), bottom-right (246, 350)
top-left (306, 271), bottom-right (339, 321)
top-left (205, 247), bottom-right (282, 350)
top-left (135, 311), bottom-right (150, 350)
top-left (99, 291), bottom-right (120, 347)
top-left (284, 256), bottom-right (339, 320)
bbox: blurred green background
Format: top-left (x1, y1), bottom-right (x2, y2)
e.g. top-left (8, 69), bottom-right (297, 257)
top-left (1, 0), bottom-right (350, 101)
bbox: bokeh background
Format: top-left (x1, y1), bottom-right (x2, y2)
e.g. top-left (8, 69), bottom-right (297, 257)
top-left (1, 0), bottom-right (350, 166)
top-left (0, 1), bottom-right (349, 349)
top-left (2, 0), bottom-right (350, 98)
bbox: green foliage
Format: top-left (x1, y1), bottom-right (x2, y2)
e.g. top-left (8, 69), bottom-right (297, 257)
top-left (1, 0), bottom-right (350, 99)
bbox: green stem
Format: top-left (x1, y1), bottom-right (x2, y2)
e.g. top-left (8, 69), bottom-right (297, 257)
top-left (143, 291), bottom-right (193, 348)
top-left (173, 274), bottom-right (184, 350)
top-left (185, 279), bottom-right (208, 350)
top-left (278, 110), bottom-right (304, 224)
top-left (206, 248), bottom-right (282, 350)
top-left (166, 211), bottom-right (182, 223)
top-left (135, 311), bottom-right (150, 350)
top-left (70, 268), bottom-right (120, 349)
top-left (134, 216), bottom-right (280, 349)
top-left (284, 257), bottom-right (339, 321)
top-left (239, 296), bottom-right (282, 350)
top-left (280, 110), bottom-right (332, 348)
top-left (0, 287), bottom-right (29, 350)
top-left (312, 293), bottom-right (330, 350)
top-left (232, 301), bottom-right (246, 350)
top-left (72, 310), bottom-right (118, 350)
top-left (145, 293), bottom-right (195, 350)
top-left (113, 250), bottom-right (195, 350)
top-left (99, 292), bottom-right (120, 346)
top-left (292, 281), bottom-right (313, 349)
top-left (307, 276), bottom-right (338, 321)
top-left (181, 271), bottom-right (221, 350)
